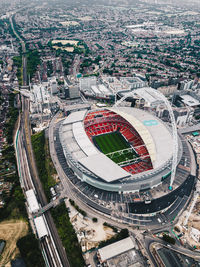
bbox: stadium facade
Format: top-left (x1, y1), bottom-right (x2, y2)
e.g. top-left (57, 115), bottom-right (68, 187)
top-left (53, 105), bottom-right (196, 224)
top-left (59, 107), bottom-right (183, 193)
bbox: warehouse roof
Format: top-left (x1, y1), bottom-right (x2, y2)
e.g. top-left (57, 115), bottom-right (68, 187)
top-left (181, 94), bottom-right (200, 107)
top-left (98, 237), bottom-right (136, 262)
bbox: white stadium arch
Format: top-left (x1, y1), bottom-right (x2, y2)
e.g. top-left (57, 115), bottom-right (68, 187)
top-left (114, 88), bottom-right (178, 189)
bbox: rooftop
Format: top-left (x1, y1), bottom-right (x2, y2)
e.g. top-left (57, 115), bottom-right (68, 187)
top-left (63, 110), bottom-right (87, 125)
top-left (109, 107), bottom-right (173, 169)
top-left (181, 94), bottom-right (200, 107)
top-left (98, 236), bottom-right (136, 262)
top-left (59, 107), bottom-right (173, 183)
top-left (79, 153), bottom-right (130, 182)
top-left (25, 189), bottom-right (39, 213)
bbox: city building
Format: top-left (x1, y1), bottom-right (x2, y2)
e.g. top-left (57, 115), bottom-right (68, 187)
top-left (156, 105), bottom-right (194, 126)
top-left (173, 90), bottom-right (200, 118)
top-left (79, 75), bottom-right (147, 101)
top-left (190, 228), bottom-right (200, 243)
top-left (97, 237), bottom-right (143, 266)
top-left (49, 77), bottom-right (58, 94)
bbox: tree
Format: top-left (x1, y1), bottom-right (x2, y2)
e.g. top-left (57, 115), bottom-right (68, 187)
top-left (17, 234), bottom-right (45, 267)
top-left (99, 228), bottom-right (129, 248)
top-left (163, 234), bottom-right (175, 245)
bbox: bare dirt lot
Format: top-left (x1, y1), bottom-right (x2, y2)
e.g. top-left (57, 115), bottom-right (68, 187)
top-left (0, 220), bottom-right (28, 266)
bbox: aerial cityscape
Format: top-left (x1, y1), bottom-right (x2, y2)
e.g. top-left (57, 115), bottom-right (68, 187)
top-left (0, 0), bottom-right (200, 266)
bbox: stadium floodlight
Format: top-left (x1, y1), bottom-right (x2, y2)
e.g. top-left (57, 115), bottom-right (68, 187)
top-left (114, 88), bottom-right (178, 189)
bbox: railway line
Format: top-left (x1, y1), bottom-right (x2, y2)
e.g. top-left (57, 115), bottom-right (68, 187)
top-left (11, 12), bottom-right (70, 266)
top-left (15, 93), bottom-right (70, 267)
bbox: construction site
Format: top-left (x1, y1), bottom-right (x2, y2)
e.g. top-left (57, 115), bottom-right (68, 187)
top-left (66, 199), bottom-right (116, 252)
top-left (173, 132), bottom-right (200, 249)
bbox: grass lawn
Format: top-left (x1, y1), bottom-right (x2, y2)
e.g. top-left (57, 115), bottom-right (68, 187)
top-left (93, 131), bottom-right (138, 164)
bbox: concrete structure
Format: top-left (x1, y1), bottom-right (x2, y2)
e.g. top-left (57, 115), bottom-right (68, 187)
top-left (157, 106), bottom-right (194, 127)
top-left (190, 228), bottom-right (200, 243)
top-left (34, 216), bottom-right (48, 239)
top-left (79, 75), bottom-right (147, 100)
top-left (59, 107), bottom-right (181, 192)
top-left (97, 237), bottom-right (142, 266)
top-left (29, 83), bottom-right (58, 122)
top-left (25, 189), bottom-right (40, 213)
top-left (174, 107), bottom-right (194, 127)
top-left (49, 77), bottom-right (58, 94)
top-left (173, 90), bottom-right (200, 118)
top-left (65, 85), bottom-right (80, 99)
top-left (179, 80), bottom-right (194, 90)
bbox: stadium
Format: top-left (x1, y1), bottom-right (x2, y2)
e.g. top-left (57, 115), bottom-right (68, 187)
top-left (54, 105), bottom-right (196, 224)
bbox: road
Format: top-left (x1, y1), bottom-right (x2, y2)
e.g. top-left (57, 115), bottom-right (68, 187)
top-left (144, 234), bottom-right (200, 266)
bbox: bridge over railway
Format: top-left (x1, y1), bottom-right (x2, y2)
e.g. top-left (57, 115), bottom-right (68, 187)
top-left (33, 193), bottom-right (68, 218)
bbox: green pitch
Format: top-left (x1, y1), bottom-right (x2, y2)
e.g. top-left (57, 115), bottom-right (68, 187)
top-left (93, 131), bottom-right (138, 165)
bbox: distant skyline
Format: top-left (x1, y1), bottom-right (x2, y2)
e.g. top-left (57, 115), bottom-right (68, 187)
top-left (0, 0), bottom-right (199, 7)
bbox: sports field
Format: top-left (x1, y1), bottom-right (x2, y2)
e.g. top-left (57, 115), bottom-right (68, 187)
top-left (93, 131), bottom-right (138, 165)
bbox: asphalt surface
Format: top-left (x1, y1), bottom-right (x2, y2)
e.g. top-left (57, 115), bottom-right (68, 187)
top-left (128, 175), bottom-right (195, 214)
top-left (144, 235), bottom-right (200, 266)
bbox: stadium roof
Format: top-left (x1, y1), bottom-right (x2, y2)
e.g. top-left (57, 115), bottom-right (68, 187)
top-left (73, 122), bottom-right (99, 156)
top-left (109, 107), bottom-right (173, 169)
top-left (108, 107), bottom-right (156, 165)
top-left (63, 110), bottom-right (87, 125)
top-left (79, 153), bottom-right (130, 182)
top-left (98, 237), bottom-right (136, 262)
top-left (60, 107), bottom-right (173, 183)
